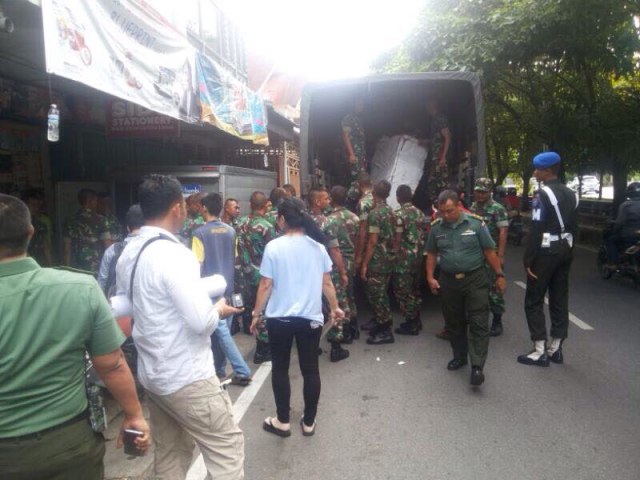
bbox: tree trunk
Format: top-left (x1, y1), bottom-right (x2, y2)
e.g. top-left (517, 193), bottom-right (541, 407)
top-left (612, 157), bottom-right (628, 214)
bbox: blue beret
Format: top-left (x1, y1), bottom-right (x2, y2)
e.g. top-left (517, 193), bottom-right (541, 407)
top-left (533, 152), bottom-right (561, 169)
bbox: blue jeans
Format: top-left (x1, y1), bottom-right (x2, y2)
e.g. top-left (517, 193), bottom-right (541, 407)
top-left (212, 317), bottom-right (251, 378)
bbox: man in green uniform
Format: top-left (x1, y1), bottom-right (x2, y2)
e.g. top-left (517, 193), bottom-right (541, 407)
top-left (64, 188), bottom-right (113, 273)
top-left (266, 187), bottom-right (289, 229)
top-left (355, 172), bottom-right (374, 269)
top-left (360, 180), bottom-right (397, 345)
top-left (179, 192), bottom-right (205, 244)
top-left (425, 190), bottom-right (506, 386)
top-left (470, 178), bottom-right (509, 336)
top-left (342, 97), bottom-right (367, 203)
top-left (98, 192), bottom-right (122, 242)
top-left (393, 185), bottom-right (429, 336)
top-left (221, 197), bottom-right (241, 230)
top-left (329, 186), bottom-right (361, 342)
top-left (0, 194), bottom-right (150, 478)
top-left (308, 187), bottom-right (350, 362)
top-left (237, 191), bottom-right (276, 363)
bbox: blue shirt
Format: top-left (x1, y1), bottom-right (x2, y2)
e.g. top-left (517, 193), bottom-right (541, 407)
top-left (260, 234), bottom-right (333, 323)
top-left (192, 220), bottom-right (236, 298)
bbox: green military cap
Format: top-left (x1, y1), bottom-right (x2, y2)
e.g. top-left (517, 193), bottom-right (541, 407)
top-left (474, 177), bottom-right (493, 192)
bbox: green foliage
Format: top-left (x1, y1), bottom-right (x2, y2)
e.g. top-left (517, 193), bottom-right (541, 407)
top-left (375, 0), bottom-right (640, 200)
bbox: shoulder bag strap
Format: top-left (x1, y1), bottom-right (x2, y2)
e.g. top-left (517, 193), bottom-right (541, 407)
top-left (540, 186), bottom-right (565, 233)
top-left (128, 234), bottom-right (175, 302)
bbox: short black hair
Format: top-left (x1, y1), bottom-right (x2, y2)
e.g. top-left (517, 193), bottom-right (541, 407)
top-left (250, 191), bottom-right (268, 211)
top-left (307, 187), bottom-right (327, 206)
top-left (373, 180), bottom-right (391, 200)
top-left (269, 187), bottom-right (289, 207)
top-left (357, 172), bottom-right (372, 188)
top-left (0, 194), bottom-right (32, 255)
top-left (138, 174), bottom-right (183, 220)
top-left (224, 198), bottom-right (238, 205)
top-left (202, 193), bottom-right (223, 217)
top-left (396, 185), bottom-right (412, 204)
top-left (330, 185), bottom-right (347, 206)
top-left (437, 189), bottom-right (459, 205)
top-left (125, 204), bottom-right (145, 230)
top-left (282, 184), bottom-right (297, 197)
top-left (78, 188), bottom-right (97, 206)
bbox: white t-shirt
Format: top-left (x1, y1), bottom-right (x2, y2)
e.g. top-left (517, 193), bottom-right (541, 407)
top-left (259, 234), bottom-right (333, 322)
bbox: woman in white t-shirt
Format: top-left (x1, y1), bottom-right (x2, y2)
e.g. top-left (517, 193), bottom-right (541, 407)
top-left (250, 197), bottom-right (344, 437)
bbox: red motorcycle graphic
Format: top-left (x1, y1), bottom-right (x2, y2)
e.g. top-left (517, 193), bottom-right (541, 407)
top-left (56, 12), bottom-right (92, 66)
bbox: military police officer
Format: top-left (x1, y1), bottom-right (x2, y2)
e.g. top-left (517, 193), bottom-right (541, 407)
top-left (237, 191), bottom-right (276, 363)
top-left (360, 180), bottom-right (397, 345)
top-left (470, 178), bottom-right (509, 336)
top-left (518, 152), bottom-right (577, 367)
top-left (393, 185), bottom-right (428, 336)
top-left (425, 190), bottom-right (506, 386)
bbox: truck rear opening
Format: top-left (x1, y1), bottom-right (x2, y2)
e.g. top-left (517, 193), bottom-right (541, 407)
top-left (300, 72), bottom-right (486, 208)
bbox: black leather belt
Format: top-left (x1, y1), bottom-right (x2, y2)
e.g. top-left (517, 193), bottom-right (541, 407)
top-left (0, 410), bottom-right (88, 443)
top-left (441, 267), bottom-right (482, 280)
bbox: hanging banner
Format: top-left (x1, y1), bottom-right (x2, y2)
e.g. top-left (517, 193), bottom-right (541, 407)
top-left (196, 53), bottom-right (269, 146)
top-left (42, 0), bottom-right (198, 124)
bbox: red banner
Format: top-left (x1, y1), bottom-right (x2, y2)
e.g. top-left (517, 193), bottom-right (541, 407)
top-left (106, 100), bottom-right (179, 137)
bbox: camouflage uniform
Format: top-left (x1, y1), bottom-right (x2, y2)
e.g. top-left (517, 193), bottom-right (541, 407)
top-left (179, 214), bottom-right (205, 244)
top-left (427, 113), bottom-right (450, 206)
top-left (392, 203), bottom-right (428, 319)
top-left (309, 211), bottom-right (348, 342)
top-left (103, 213), bottom-right (123, 242)
top-left (365, 201), bottom-right (396, 327)
top-left (265, 207), bottom-right (278, 229)
top-left (356, 191), bottom-right (374, 219)
top-left (65, 208), bottom-right (111, 273)
top-left (325, 207), bottom-right (360, 341)
top-left (237, 214), bottom-right (276, 344)
top-left (342, 113), bottom-right (367, 201)
top-left (470, 181), bottom-right (509, 316)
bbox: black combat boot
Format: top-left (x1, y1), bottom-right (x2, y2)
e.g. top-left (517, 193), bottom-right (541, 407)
top-left (366, 324), bottom-right (395, 345)
top-left (395, 314), bottom-right (421, 336)
top-left (253, 341), bottom-right (272, 364)
top-left (330, 342), bottom-right (350, 362)
top-left (490, 314), bottom-right (503, 337)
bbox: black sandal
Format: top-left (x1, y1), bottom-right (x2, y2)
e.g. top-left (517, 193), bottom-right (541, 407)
top-left (300, 417), bottom-right (316, 437)
top-left (263, 417), bottom-right (291, 437)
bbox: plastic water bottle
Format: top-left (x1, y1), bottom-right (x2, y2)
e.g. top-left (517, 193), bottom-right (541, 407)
top-left (47, 104), bottom-right (59, 142)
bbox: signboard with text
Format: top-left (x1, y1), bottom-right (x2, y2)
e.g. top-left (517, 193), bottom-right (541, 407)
top-left (106, 100), bottom-right (178, 137)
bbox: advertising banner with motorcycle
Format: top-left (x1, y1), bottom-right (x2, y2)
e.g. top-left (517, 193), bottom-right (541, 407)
top-left (196, 53), bottom-right (269, 146)
top-left (42, 0), bottom-right (198, 124)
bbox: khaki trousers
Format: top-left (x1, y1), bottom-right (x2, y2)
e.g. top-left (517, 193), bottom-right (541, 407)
top-left (147, 377), bottom-right (245, 480)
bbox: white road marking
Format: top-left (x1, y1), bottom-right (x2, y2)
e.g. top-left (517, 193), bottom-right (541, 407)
top-left (514, 281), bottom-right (594, 330)
top-left (186, 362), bottom-right (273, 480)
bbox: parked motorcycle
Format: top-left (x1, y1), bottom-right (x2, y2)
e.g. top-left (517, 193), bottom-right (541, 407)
top-left (507, 211), bottom-right (525, 246)
top-left (596, 223), bottom-right (640, 287)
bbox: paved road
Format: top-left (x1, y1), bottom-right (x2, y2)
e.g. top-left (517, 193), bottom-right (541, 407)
top-left (197, 243), bottom-right (640, 480)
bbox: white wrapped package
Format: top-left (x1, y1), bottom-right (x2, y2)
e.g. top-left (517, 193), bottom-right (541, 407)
top-left (110, 274), bottom-right (227, 317)
top-left (370, 135), bottom-right (427, 209)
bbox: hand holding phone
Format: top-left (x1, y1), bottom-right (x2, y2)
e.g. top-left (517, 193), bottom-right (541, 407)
top-left (123, 428), bottom-right (145, 457)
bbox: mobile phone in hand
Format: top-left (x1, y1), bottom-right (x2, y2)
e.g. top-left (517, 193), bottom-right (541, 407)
top-left (231, 293), bottom-right (244, 309)
top-left (123, 428), bottom-right (144, 457)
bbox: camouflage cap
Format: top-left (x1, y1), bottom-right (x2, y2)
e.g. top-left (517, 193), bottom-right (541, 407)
top-left (474, 177), bottom-right (493, 192)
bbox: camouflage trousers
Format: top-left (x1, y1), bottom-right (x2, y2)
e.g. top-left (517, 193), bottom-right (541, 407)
top-left (326, 262), bottom-right (357, 342)
top-left (427, 163), bottom-right (449, 206)
top-left (347, 160), bottom-right (367, 202)
top-left (365, 270), bottom-right (392, 325)
top-left (392, 269), bottom-right (422, 319)
top-left (488, 268), bottom-right (505, 316)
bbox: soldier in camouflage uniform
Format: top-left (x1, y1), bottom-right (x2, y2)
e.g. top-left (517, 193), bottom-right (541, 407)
top-left (342, 97), bottom-right (367, 203)
top-left (63, 188), bottom-right (113, 274)
top-left (470, 178), bottom-right (509, 336)
top-left (179, 192), bottom-right (205, 244)
top-left (392, 185), bottom-right (429, 336)
top-left (266, 187), bottom-right (289, 231)
top-left (221, 198), bottom-right (241, 230)
top-left (355, 172), bottom-right (374, 268)
top-left (308, 187), bottom-right (350, 362)
top-left (97, 192), bottom-right (122, 242)
top-left (237, 191), bottom-right (276, 363)
top-left (360, 180), bottom-right (397, 345)
top-left (329, 186), bottom-right (361, 342)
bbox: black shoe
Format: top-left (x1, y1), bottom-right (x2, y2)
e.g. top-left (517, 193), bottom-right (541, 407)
top-left (330, 343), bottom-right (350, 362)
top-left (339, 327), bottom-right (353, 345)
top-left (548, 348), bottom-right (563, 364)
top-left (366, 328), bottom-right (395, 345)
top-left (360, 318), bottom-right (377, 331)
top-left (253, 342), bottom-right (272, 364)
top-left (517, 352), bottom-right (550, 367)
top-left (447, 358), bottom-right (468, 371)
top-left (489, 318), bottom-right (503, 337)
top-left (395, 321), bottom-right (420, 336)
top-left (470, 366), bottom-right (485, 386)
